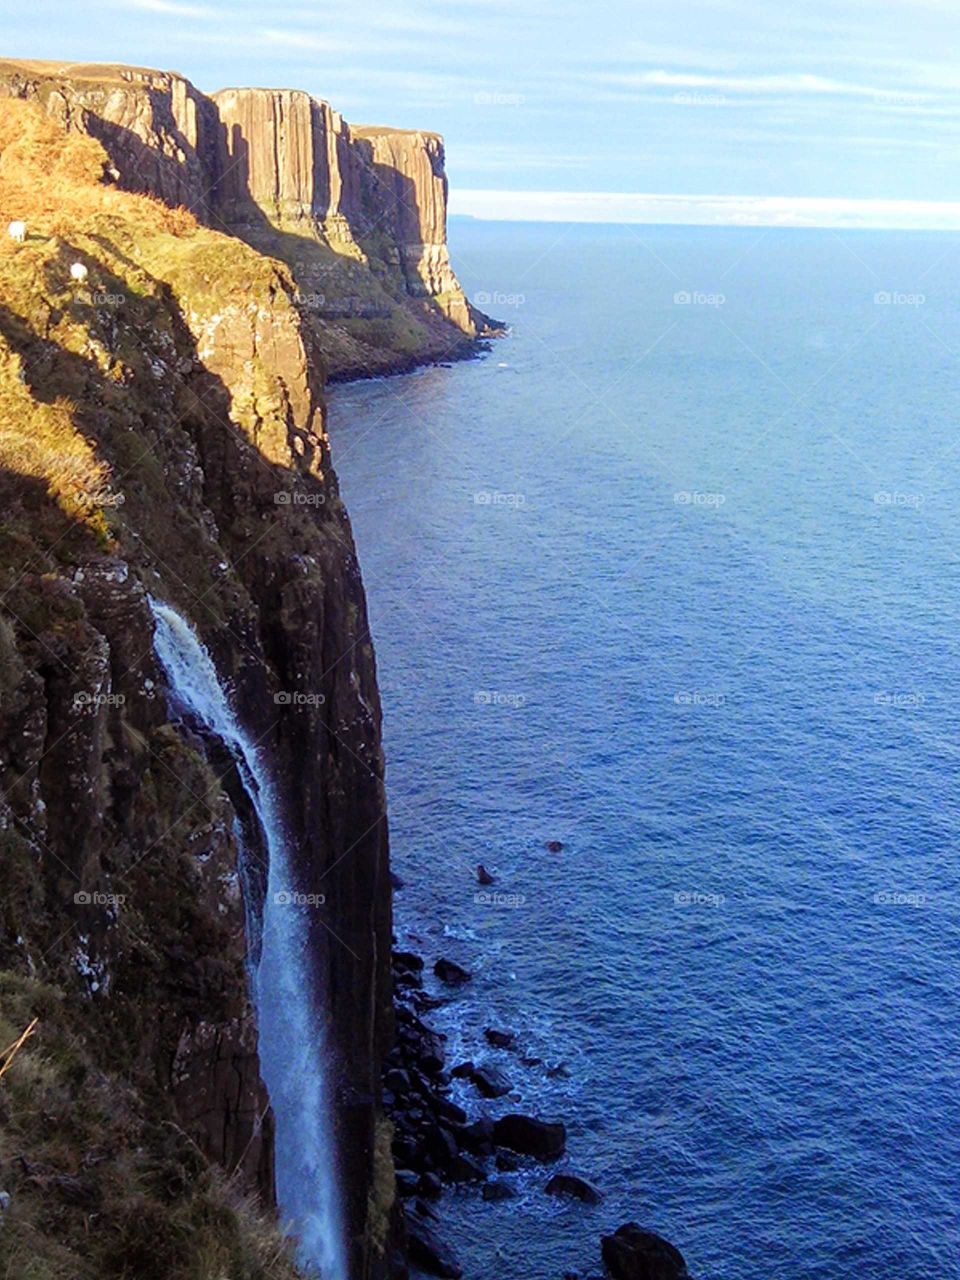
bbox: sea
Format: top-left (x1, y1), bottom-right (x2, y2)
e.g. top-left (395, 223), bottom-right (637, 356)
top-left (328, 221), bottom-right (960, 1280)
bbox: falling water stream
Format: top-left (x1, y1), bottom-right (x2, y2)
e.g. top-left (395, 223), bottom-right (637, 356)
top-left (149, 599), bottom-right (347, 1280)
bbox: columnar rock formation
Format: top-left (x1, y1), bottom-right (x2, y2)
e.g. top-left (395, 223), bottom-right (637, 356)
top-left (0, 59), bottom-right (495, 375)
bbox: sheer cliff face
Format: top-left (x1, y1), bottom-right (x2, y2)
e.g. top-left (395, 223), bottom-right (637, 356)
top-left (0, 96), bottom-right (395, 1279)
top-left (0, 60), bottom-right (495, 378)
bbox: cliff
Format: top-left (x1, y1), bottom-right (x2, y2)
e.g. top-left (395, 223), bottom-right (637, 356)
top-left (0, 59), bottom-right (499, 380)
top-left (0, 92), bottom-right (397, 1279)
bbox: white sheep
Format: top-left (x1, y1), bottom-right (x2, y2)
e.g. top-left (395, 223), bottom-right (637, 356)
top-left (7, 220), bottom-right (25, 243)
top-left (70, 262), bottom-right (89, 284)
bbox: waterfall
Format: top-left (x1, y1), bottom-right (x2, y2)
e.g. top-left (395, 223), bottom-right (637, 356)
top-left (149, 599), bottom-right (348, 1280)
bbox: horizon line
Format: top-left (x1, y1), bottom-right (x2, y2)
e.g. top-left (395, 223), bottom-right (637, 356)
top-left (449, 190), bottom-right (960, 231)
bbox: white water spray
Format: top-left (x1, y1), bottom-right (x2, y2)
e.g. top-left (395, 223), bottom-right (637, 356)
top-left (149, 599), bottom-right (348, 1280)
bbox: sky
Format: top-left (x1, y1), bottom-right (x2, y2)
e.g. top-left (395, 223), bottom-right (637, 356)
top-left (7, 0), bottom-right (960, 225)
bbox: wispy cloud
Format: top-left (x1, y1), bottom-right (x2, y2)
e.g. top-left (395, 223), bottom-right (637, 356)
top-left (127, 0), bottom-right (214, 16)
top-left (602, 70), bottom-right (918, 99)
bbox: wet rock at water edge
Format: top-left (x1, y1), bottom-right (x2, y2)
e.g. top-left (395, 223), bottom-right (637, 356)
top-left (600, 1223), bottom-right (690, 1280)
top-left (458, 1116), bottom-right (495, 1156)
top-left (469, 1063), bottom-right (513, 1098)
top-left (493, 1113), bottom-right (566, 1159)
top-left (418, 1171), bottom-right (442, 1199)
top-left (424, 1124), bottom-right (459, 1170)
top-left (406, 1208), bottom-right (463, 1278)
top-left (545, 1172), bottom-right (602, 1205)
top-left (484, 1026), bottom-right (516, 1049)
top-left (448, 1152), bottom-right (486, 1182)
top-left (393, 950), bottom-right (425, 986)
top-left (545, 839), bottom-right (564, 852)
top-left (482, 1178), bottom-right (517, 1201)
top-left (496, 1149), bottom-right (520, 1171)
top-left (436, 1096), bottom-right (468, 1125)
top-left (434, 957), bottom-right (472, 985)
top-left (395, 1168), bottom-right (420, 1197)
top-left (390, 871), bottom-right (405, 890)
top-left (477, 863), bottom-right (495, 885)
top-left (451, 1060), bottom-right (474, 1078)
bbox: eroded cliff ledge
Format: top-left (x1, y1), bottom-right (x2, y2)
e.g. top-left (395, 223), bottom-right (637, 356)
top-left (0, 58), bottom-right (498, 379)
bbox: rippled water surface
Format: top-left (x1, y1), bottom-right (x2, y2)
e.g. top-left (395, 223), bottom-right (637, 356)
top-left (329, 223), bottom-right (960, 1280)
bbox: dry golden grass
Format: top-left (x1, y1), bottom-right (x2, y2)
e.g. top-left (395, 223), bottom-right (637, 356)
top-left (0, 346), bottom-right (113, 536)
top-left (0, 98), bottom-right (197, 238)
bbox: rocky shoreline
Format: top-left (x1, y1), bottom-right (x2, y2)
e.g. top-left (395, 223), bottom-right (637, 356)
top-left (384, 945), bottom-right (691, 1280)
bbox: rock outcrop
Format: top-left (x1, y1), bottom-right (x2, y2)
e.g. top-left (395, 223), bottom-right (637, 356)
top-left (0, 58), bottom-right (499, 378)
top-left (601, 1224), bottom-right (691, 1280)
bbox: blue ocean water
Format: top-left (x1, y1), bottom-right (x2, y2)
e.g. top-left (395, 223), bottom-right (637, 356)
top-left (328, 223), bottom-right (960, 1280)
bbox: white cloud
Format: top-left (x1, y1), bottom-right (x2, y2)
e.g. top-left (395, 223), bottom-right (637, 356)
top-left (604, 70), bottom-right (918, 99)
top-left (450, 189), bottom-right (960, 229)
top-left (127, 0), bottom-right (214, 16)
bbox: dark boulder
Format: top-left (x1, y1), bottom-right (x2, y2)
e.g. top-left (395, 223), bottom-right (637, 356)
top-left (482, 1179), bottom-right (517, 1201)
top-left (600, 1224), bottom-right (689, 1280)
top-left (545, 1173), bottom-right (602, 1205)
top-left (451, 1061), bottom-right (474, 1078)
top-left (448, 1152), bottom-right (486, 1183)
top-left (434, 958), bottom-right (472, 986)
top-left (458, 1116), bottom-right (495, 1156)
top-left (393, 951), bottom-right (425, 985)
top-left (423, 1124), bottom-right (459, 1170)
top-left (493, 1113), bottom-right (566, 1159)
top-left (484, 1027), bottom-right (516, 1049)
top-left (545, 840), bottom-right (564, 852)
top-left (436, 1097), bottom-right (468, 1126)
top-left (496, 1150), bottom-right (520, 1171)
top-left (386, 1068), bottom-right (413, 1095)
top-left (418, 1171), bottom-right (442, 1200)
top-left (470, 1065), bottom-right (513, 1098)
top-left (477, 863), bottom-right (495, 885)
top-left (395, 1169), bottom-right (420, 1197)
